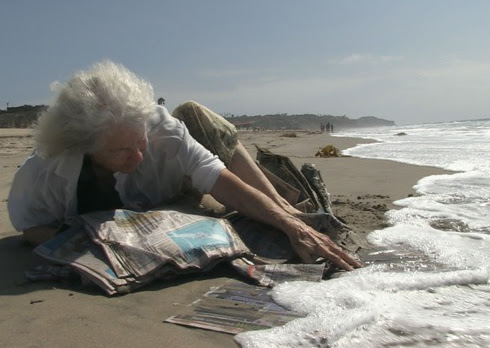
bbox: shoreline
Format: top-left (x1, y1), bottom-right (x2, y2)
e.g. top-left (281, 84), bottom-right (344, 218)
top-left (0, 128), bottom-right (451, 347)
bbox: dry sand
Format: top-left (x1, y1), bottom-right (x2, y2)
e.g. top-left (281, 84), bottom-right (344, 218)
top-left (0, 128), bottom-right (450, 347)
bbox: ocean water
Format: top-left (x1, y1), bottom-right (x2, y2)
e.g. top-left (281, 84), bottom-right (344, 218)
top-left (236, 119), bottom-right (490, 347)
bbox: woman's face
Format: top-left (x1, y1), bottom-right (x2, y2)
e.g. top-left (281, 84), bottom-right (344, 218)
top-left (91, 123), bottom-right (148, 173)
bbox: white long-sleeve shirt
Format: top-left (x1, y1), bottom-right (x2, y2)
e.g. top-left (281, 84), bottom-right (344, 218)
top-left (8, 106), bottom-right (226, 231)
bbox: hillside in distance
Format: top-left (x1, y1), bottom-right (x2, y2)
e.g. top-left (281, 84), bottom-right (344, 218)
top-left (227, 113), bottom-right (395, 130)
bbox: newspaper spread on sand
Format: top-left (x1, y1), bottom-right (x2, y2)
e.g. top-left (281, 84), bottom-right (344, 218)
top-left (230, 258), bottom-right (325, 287)
top-left (34, 209), bottom-right (326, 296)
top-left (80, 209), bottom-right (250, 279)
top-left (34, 209), bottom-right (251, 295)
top-left (34, 224), bottom-right (133, 295)
top-left (165, 280), bottom-right (307, 334)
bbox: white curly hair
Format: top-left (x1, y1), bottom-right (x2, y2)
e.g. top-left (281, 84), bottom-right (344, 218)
top-left (35, 60), bottom-right (156, 158)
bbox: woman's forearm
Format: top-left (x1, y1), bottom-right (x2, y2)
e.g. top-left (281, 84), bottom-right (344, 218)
top-left (211, 169), bottom-right (292, 231)
top-left (23, 225), bottom-right (58, 245)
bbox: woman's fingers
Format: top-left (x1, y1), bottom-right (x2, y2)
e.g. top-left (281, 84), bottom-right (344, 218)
top-left (315, 231), bottom-right (362, 268)
top-left (294, 241), bottom-right (354, 271)
top-left (291, 228), bottom-right (362, 270)
top-left (316, 242), bottom-right (359, 270)
top-left (323, 240), bottom-right (362, 268)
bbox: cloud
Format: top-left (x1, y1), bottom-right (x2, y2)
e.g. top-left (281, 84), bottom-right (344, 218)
top-left (415, 58), bottom-right (490, 81)
top-left (184, 74), bottom-right (366, 116)
top-left (199, 68), bottom-right (257, 78)
top-left (329, 54), bottom-right (403, 65)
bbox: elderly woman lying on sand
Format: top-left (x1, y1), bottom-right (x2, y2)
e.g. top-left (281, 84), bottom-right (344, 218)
top-left (7, 60), bottom-right (360, 271)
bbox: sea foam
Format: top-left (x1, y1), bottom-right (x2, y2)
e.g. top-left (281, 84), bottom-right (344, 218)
top-left (236, 119), bottom-right (490, 347)
top-left (235, 269), bottom-right (490, 347)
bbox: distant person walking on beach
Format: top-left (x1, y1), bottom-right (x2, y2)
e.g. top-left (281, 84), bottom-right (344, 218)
top-left (8, 60), bottom-right (360, 271)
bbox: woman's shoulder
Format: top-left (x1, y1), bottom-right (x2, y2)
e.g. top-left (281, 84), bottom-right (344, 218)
top-left (148, 106), bottom-right (184, 134)
top-left (14, 151), bottom-right (83, 183)
top-left (145, 106), bottom-right (189, 156)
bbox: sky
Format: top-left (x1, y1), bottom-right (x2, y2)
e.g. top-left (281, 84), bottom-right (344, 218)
top-left (1, 0), bottom-right (490, 125)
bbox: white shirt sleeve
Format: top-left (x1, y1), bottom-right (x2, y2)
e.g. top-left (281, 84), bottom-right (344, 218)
top-left (149, 105), bottom-right (225, 194)
top-left (177, 126), bottom-right (226, 193)
top-left (7, 153), bottom-right (81, 231)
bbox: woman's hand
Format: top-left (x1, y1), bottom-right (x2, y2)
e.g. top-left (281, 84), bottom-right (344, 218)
top-left (281, 215), bottom-right (362, 270)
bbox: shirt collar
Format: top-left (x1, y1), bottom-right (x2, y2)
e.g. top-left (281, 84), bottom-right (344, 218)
top-left (53, 151), bottom-right (85, 180)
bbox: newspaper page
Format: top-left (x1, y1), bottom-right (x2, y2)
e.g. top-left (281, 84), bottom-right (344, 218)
top-left (34, 209), bottom-right (252, 296)
top-left (34, 224), bottom-right (132, 296)
top-left (165, 280), bottom-right (306, 334)
top-left (230, 258), bottom-right (325, 287)
top-left (80, 209), bottom-right (251, 280)
top-left (33, 209), bottom-right (326, 296)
